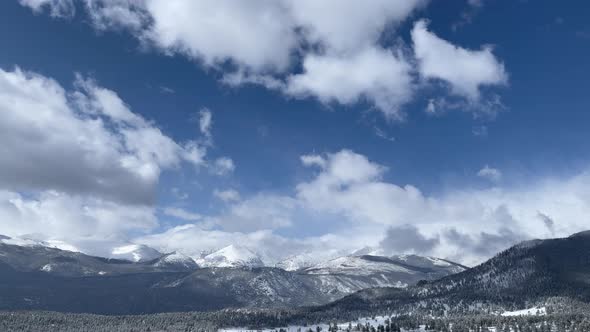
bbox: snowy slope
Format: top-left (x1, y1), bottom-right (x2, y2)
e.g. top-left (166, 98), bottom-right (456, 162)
top-left (198, 244), bottom-right (264, 268)
top-left (304, 256), bottom-right (413, 276)
top-left (501, 307), bottom-right (546, 317)
top-left (111, 244), bottom-right (162, 262)
top-left (0, 235), bottom-right (80, 253)
top-left (152, 252), bottom-right (199, 270)
top-left (275, 252), bottom-right (325, 271)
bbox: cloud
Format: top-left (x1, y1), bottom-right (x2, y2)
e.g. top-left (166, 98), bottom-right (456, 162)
top-left (0, 67), bottom-right (206, 205)
top-left (477, 165), bottom-right (502, 182)
top-left (0, 66), bottom-right (235, 254)
top-left (163, 207), bottom-right (201, 221)
top-left (214, 189), bottom-right (241, 202)
top-left (285, 0), bottom-right (425, 53)
top-left (212, 194), bottom-right (297, 232)
top-left (443, 226), bottom-right (526, 260)
top-left (198, 108), bottom-right (212, 139)
top-left (412, 20), bottom-right (507, 100)
top-left (0, 190), bottom-right (157, 240)
top-left (5, 146), bottom-right (587, 266)
top-left (472, 125), bottom-right (488, 137)
top-left (285, 47), bottom-right (414, 119)
top-left (19, 0), bottom-right (75, 17)
top-left (537, 212), bottom-right (555, 234)
top-left (18, 0), bottom-right (432, 119)
top-left (211, 157), bottom-right (235, 176)
top-left (380, 224), bottom-right (440, 254)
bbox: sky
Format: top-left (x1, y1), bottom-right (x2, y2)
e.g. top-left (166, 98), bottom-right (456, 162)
top-left (0, 0), bottom-right (589, 265)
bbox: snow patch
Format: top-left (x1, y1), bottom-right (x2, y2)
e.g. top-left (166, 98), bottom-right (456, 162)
top-left (501, 306), bottom-right (546, 317)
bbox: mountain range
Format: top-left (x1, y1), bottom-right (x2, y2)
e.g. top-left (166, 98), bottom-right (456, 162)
top-left (283, 230), bottom-right (590, 324)
top-left (0, 235), bottom-right (465, 314)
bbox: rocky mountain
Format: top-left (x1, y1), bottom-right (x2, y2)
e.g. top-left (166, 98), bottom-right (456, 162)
top-left (299, 231), bottom-right (590, 320)
top-left (0, 239), bottom-right (464, 314)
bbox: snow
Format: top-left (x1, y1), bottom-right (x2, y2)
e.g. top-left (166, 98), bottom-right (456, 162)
top-left (40, 264), bottom-right (53, 272)
top-left (111, 244), bottom-right (162, 262)
top-left (501, 306), bottom-right (546, 317)
top-left (154, 252), bottom-right (198, 268)
top-left (199, 244), bottom-right (264, 268)
top-left (0, 236), bottom-right (80, 253)
top-left (425, 256), bottom-right (452, 267)
top-left (275, 252), bottom-right (322, 271)
top-left (304, 256), bottom-right (412, 276)
top-left (220, 315), bottom-right (399, 332)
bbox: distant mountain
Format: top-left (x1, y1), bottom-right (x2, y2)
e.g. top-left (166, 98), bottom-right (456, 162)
top-left (0, 234), bottom-right (163, 263)
top-left (197, 244), bottom-right (264, 268)
top-left (0, 240), bottom-right (464, 314)
top-left (110, 244), bottom-right (163, 262)
top-left (275, 252), bottom-right (320, 271)
top-left (0, 239), bottom-right (197, 277)
top-left (151, 252), bottom-right (199, 270)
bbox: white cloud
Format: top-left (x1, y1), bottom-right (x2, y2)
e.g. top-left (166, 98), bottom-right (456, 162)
top-left (284, 0), bottom-right (425, 53)
top-left (19, 0), bottom-right (75, 17)
top-left (3, 145), bottom-right (587, 266)
top-left (0, 67), bottom-right (208, 205)
top-left (19, 0), bottom-right (431, 118)
top-left (0, 66), bottom-right (234, 255)
top-left (212, 194), bottom-right (297, 232)
top-left (143, 0), bottom-right (296, 73)
top-left (213, 189), bottom-right (241, 202)
top-left (211, 157), bottom-right (235, 176)
top-left (198, 108), bottom-right (212, 139)
top-left (286, 47), bottom-right (414, 119)
top-left (163, 207), bottom-right (201, 221)
top-left (0, 190), bottom-right (157, 240)
top-left (412, 19), bottom-right (507, 100)
top-left (477, 165), bottom-right (502, 182)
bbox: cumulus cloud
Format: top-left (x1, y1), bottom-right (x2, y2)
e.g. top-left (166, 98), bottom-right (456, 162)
top-left (18, 0), bottom-right (434, 118)
top-left (0, 190), bottom-right (157, 240)
top-left (138, 145), bottom-right (590, 265)
top-left (412, 20), bottom-right (507, 100)
top-left (0, 67), bottom-right (205, 205)
top-left (0, 66), bottom-right (232, 250)
top-left (286, 47), bottom-right (414, 119)
top-left (477, 165), bottom-right (502, 182)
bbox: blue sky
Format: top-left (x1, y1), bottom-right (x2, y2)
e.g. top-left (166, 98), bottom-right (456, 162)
top-left (1, 0), bottom-right (589, 265)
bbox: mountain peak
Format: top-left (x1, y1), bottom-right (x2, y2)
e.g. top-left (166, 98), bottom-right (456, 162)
top-left (200, 244), bottom-right (264, 268)
top-left (111, 244), bottom-right (162, 262)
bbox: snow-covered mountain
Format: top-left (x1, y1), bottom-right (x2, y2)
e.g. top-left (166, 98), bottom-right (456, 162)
top-left (151, 252), bottom-right (199, 270)
top-left (308, 231), bottom-right (590, 318)
top-left (0, 237), bottom-right (468, 314)
top-left (0, 235), bottom-right (80, 253)
top-left (305, 255), bottom-right (415, 276)
top-left (0, 235), bottom-right (163, 263)
top-left (110, 244), bottom-right (162, 262)
top-left (275, 252), bottom-right (323, 271)
top-left (197, 244), bottom-right (264, 268)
